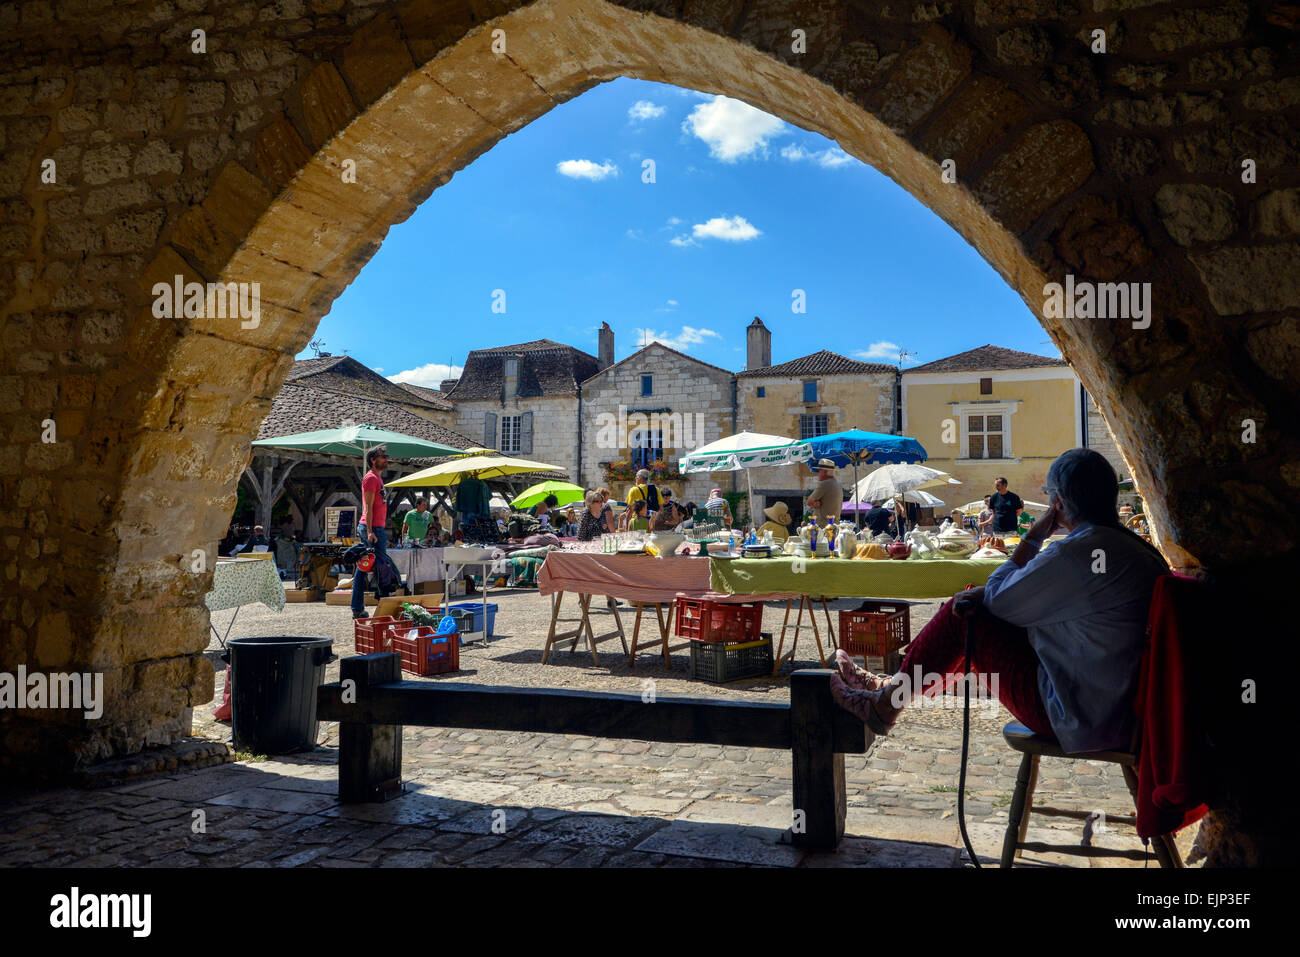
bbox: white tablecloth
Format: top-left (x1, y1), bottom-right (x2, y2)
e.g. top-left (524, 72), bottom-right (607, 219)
top-left (387, 547), bottom-right (445, 586)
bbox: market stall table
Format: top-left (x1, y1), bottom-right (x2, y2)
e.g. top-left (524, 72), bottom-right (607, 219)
top-left (710, 555), bottom-right (1011, 674)
top-left (538, 552), bottom-right (796, 667)
top-left (442, 546), bottom-right (497, 648)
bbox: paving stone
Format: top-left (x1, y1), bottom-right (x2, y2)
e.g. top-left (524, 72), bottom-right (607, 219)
top-left (636, 821), bottom-right (804, 867)
top-left (206, 788), bottom-right (339, 815)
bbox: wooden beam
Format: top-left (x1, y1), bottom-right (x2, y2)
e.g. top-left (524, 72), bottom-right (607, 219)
top-left (318, 669), bottom-right (867, 754)
top-left (790, 669), bottom-right (853, 849)
top-left (337, 655), bottom-right (404, 802)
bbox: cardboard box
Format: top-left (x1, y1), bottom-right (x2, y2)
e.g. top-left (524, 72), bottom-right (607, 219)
top-left (413, 579), bottom-right (445, 596)
top-left (285, 588), bottom-right (323, 603)
top-left (375, 594), bottom-right (444, 618)
top-left (327, 590), bottom-right (377, 606)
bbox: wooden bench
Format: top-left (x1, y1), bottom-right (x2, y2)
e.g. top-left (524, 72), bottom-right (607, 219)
top-left (317, 654), bottom-right (874, 850)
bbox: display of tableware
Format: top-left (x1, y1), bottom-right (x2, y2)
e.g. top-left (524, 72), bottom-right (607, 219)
top-left (649, 531), bottom-right (685, 557)
top-left (887, 540), bottom-right (912, 560)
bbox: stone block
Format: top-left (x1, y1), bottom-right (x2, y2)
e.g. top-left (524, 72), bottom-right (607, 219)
top-left (251, 114), bottom-right (313, 193)
top-left (1154, 184), bottom-right (1237, 246)
top-left (340, 10), bottom-right (414, 107)
top-left (395, 0), bottom-right (478, 65)
top-left (868, 26), bottom-right (973, 133)
top-left (917, 74), bottom-right (1031, 176)
top-left (1254, 189), bottom-right (1300, 237)
top-left (972, 120), bottom-right (1095, 235)
top-left (1190, 244), bottom-right (1300, 315)
top-left (298, 62), bottom-right (357, 150)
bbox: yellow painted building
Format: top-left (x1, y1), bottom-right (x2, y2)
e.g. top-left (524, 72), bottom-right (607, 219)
top-left (736, 335), bottom-right (897, 522)
top-left (901, 345), bottom-right (1088, 518)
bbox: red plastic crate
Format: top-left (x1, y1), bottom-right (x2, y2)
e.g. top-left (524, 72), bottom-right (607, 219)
top-left (353, 615), bottom-right (400, 654)
top-left (673, 595), bottom-right (763, 643)
top-left (838, 600), bottom-right (910, 672)
top-left (389, 624), bottom-right (460, 676)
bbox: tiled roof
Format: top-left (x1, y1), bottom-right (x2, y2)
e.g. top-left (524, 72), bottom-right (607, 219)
top-left (257, 382), bottom-right (473, 452)
top-left (904, 345), bottom-right (1069, 373)
top-left (736, 349), bottom-right (896, 377)
top-left (583, 341), bottom-right (735, 384)
top-left (395, 382), bottom-right (453, 410)
top-left (285, 355), bottom-right (445, 410)
top-left (447, 341), bottom-right (601, 400)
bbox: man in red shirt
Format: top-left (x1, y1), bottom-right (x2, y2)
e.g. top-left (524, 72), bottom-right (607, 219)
top-left (351, 446), bottom-right (390, 620)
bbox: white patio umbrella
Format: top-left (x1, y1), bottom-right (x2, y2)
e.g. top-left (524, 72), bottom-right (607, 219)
top-left (855, 464), bottom-right (961, 538)
top-left (882, 489), bottom-right (947, 509)
top-left (679, 431), bottom-right (805, 528)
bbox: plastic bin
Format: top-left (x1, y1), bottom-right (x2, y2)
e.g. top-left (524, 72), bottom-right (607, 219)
top-left (450, 601), bottom-right (498, 638)
top-left (674, 596), bottom-right (763, 643)
top-left (353, 615), bottom-right (400, 654)
top-left (838, 600), bottom-right (910, 673)
top-left (689, 635), bottom-right (774, 683)
top-left (388, 624), bottom-right (460, 676)
top-left (222, 636), bottom-right (336, 754)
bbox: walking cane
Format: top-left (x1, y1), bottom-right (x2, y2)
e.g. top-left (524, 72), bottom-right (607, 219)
top-left (954, 588), bottom-right (982, 869)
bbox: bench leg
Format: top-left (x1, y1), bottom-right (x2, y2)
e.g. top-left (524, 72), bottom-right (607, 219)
top-left (790, 670), bottom-right (846, 850)
top-left (338, 654), bottom-right (403, 803)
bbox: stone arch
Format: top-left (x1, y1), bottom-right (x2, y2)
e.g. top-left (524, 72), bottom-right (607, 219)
top-left (0, 0), bottom-right (1294, 852)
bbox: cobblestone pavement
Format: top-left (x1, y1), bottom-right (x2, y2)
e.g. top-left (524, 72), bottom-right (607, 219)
top-left (0, 587), bottom-right (1197, 867)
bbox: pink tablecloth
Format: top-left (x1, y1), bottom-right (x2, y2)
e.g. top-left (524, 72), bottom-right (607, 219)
top-left (538, 553), bottom-right (794, 604)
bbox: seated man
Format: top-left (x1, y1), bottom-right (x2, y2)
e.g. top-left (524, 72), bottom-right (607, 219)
top-left (831, 448), bottom-right (1169, 755)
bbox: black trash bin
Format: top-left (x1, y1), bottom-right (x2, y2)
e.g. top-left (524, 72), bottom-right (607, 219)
top-left (222, 636), bottom-right (337, 754)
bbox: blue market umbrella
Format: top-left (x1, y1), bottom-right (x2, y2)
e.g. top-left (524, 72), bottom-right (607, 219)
top-left (796, 429), bottom-right (928, 529)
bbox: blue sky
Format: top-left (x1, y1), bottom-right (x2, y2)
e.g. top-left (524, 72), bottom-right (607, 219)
top-left (304, 78), bottom-right (1054, 387)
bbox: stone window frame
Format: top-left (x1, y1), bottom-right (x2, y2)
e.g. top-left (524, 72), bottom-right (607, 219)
top-left (641, 373), bottom-right (653, 397)
top-left (756, 386), bottom-right (765, 398)
top-left (799, 413), bottom-right (829, 439)
top-left (500, 413), bottom-right (522, 454)
top-left (952, 400), bottom-right (1021, 464)
top-left (803, 380), bottom-right (818, 403)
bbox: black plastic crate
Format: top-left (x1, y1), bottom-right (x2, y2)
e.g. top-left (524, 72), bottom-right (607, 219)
top-left (689, 634), bottom-right (774, 683)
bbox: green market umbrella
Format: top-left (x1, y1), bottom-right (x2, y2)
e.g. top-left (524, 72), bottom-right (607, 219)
top-left (511, 481), bottom-right (585, 510)
top-left (251, 423), bottom-right (463, 460)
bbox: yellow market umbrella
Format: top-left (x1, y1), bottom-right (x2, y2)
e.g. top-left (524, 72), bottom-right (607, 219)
top-left (387, 454), bottom-right (565, 488)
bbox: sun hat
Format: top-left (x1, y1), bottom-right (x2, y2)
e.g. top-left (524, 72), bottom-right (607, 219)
top-left (816, 458), bottom-right (837, 470)
top-left (763, 501), bottom-right (791, 523)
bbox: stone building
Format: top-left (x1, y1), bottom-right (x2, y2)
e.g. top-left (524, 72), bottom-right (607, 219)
top-left (901, 345), bottom-right (1124, 514)
top-left (444, 339), bottom-right (601, 480)
top-left (735, 319), bottom-right (898, 519)
top-left (579, 336), bottom-right (737, 506)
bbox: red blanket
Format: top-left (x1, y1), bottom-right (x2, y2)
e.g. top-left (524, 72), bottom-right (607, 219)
top-left (1134, 573), bottom-right (1211, 839)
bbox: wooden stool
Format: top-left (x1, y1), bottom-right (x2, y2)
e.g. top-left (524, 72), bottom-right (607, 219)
top-left (772, 595), bottom-right (833, 676)
top-left (542, 592), bottom-right (627, 666)
top-left (1000, 722), bottom-right (1181, 868)
top-left (627, 601), bottom-right (675, 668)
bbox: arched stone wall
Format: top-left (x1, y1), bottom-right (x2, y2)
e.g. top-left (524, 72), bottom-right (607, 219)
top-left (0, 0), bottom-right (1295, 849)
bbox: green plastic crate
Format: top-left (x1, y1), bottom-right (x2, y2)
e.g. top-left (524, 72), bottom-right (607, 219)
top-left (688, 634), bottom-right (774, 683)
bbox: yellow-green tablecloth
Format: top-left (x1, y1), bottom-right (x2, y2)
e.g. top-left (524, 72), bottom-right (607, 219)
top-left (709, 555), bottom-right (1010, 600)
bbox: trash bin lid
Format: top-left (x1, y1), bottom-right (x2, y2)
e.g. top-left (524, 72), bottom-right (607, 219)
top-left (226, 636), bottom-right (333, 648)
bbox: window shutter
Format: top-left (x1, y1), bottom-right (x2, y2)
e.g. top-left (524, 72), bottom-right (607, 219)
top-left (484, 412), bottom-right (497, 448)
top-left (520, 411), bottom-right (533, 454)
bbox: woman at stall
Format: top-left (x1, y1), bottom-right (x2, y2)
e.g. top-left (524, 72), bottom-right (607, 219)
top-left (577, 490), bottom-right (609, 541)
top-left (596, 487), bottom-right (617, 534)
top-left (627, 499), bottom-right (650, 531)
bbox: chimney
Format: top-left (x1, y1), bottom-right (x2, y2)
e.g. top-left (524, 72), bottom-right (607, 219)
top-left (746, 317), bottom-right (771, 371)
top-left (598, 322), bottom-right (614, 370)
top-left (440, 378), bottom-right (460, 393)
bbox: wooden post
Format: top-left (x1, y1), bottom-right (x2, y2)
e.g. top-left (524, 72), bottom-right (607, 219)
top-left (338, 654), bottom-right (403, 803)
top-left (789, 669), bottom-right (846, 850)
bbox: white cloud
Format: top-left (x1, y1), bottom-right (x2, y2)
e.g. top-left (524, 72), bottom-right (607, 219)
top-left (373, 367), bottom-right (384, 373)
top-left (669, 235), bottom-right (698, 248)
top-left (692, 215), bottom-right (761, 242)
top-left (683, 96), bottom-right (785, 162)
top-left (853, 341), bottom-right (903, 362)
top-left (667, 216), bottom-right (682, 226)
top-left (628, 100), bottom-right (666, 121)
top-left (781, 143), bottom-right (856, 169)
top-left (556, 159), bottom-right (618, 180)
top-left (388, 363), bottom-right (464, 388)
top-left (653, 299), bottom-right (679, 313)
top-left (667, 299), bottom-right (679, 307)
top-left (625, 228), bottom-right (643, 240)
top-left (632, 326), bottom-right (722, 353)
